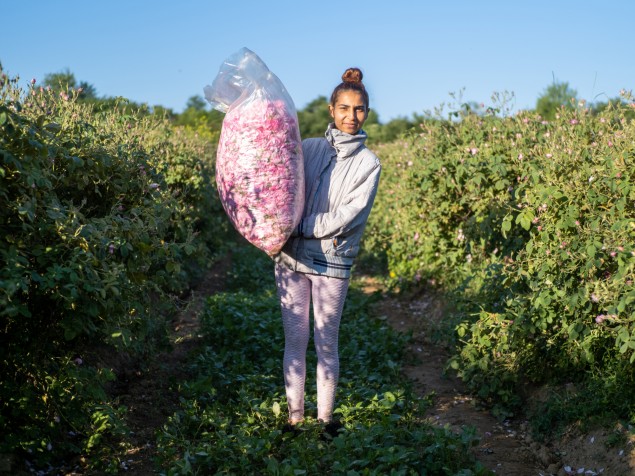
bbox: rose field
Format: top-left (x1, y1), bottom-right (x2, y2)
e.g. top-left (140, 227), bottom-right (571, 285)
top-left (365, 94), bottom-right (635, 422)
top-left (2, 65), bottom-right (635, 474)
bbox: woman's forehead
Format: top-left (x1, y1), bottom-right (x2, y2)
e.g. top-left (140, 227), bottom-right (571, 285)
top-left (335, 90), bottom-right (366, 105)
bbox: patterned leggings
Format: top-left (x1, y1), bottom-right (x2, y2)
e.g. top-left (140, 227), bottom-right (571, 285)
top-left (274, 263), bottom-right (350, 423)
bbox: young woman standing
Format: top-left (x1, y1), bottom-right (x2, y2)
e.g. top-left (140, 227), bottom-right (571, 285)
top-left (274, 67), bottom-right (381, 435)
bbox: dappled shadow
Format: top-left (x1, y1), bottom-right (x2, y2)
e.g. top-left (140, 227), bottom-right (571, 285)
top-left (108, 254), bottom-right (232, 475)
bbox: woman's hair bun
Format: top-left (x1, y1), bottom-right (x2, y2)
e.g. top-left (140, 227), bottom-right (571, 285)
top-left (342, 67), bottom-right (363, 85)
top-left (330, 67), bottom-right (369, 108)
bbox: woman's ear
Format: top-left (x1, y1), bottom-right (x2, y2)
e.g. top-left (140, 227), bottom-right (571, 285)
top-left (328, 104), bottom-right (334, 118)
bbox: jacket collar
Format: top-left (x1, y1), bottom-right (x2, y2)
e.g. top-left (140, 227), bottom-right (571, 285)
top-left (325, 123), bottom-right (367, 159)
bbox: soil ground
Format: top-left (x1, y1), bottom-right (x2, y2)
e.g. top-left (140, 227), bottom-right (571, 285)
top-left (358, 275), bottom-right (635, 476)
top-left (112, 258), bottom-right (230, 475)
top-left (113, 264), bottom-right (635, 475)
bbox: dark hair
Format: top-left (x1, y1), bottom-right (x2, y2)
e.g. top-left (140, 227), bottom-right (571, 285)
top-left (329, 67), bottom-right (369, 109)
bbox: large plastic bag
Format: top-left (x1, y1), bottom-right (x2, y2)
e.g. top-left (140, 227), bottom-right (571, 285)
top-left (204, 47), bottom-right (304, 256)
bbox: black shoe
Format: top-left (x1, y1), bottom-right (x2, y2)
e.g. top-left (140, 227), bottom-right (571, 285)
top-left (282, 423), bottom-right (301, 436)
top-left (322, 420), bottom-right (344, 439)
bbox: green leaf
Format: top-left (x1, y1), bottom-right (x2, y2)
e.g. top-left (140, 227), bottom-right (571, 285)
top-left (586, 244), bottom-right (596, 258)
top-left (520, 215), bottom-right (532, 231)
top-left (44, 122), bottom-right (61, 133)
top-left (501, 215), bottom-right (512, 237)
top-left (166, 261), bottom-right (181, 273)
top-left (64, 327), bottom-right (78, 340)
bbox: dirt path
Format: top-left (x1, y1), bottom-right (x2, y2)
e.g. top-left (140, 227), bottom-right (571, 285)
top-left (361, 277), bottom-right (635, 476)
top-left (112, 264), bottom-right (634, 475)
top-left (112, 257), bottom-right (230, 475)
top-left (367, 285), bottom-right (543, 475)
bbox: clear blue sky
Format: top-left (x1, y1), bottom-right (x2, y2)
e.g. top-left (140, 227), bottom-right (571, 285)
top-left (3, 0), bottom-right (634, 122)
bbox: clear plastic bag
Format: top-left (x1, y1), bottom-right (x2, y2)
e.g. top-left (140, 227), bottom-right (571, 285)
top-left (204, 48), bottom-right (304, 256)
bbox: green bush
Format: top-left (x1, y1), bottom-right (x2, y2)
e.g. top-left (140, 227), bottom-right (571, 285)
top-left (0, 68), bottom-right (225, 471)
top-left (364, 95), bottom-right (635, 417)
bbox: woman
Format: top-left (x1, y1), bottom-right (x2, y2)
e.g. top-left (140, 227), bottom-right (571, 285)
top-left (274, 67), bottom-right (381, 435)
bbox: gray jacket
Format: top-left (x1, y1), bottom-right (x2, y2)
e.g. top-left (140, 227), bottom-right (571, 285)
top-left (275, 123), bottom-right (381, 278)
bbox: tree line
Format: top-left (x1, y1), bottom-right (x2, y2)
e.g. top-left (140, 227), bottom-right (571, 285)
top-left (38, 69), bottom-right (634, 145)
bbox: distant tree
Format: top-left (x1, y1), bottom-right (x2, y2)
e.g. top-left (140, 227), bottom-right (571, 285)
top-left (365, 108), bottom-right (380, 127)
top-left (186, 95), bottom-right (208, 111)
top-left (43, 69), bottom-right (77, 90)
top-left (382, 117), bottom-right (415, 139)
top-left (297, 96), bottom-right (331, 138)
top-left (151, 104), bottom-right (178, 120)
top-left (77, 80), bottom-right (98, 100)
top-left (174, 95), bottom-right (223, 131)
top-left (536, 81), bottom-right (577, 120)
top-left (365, 116), bottom-right (417, 145)
top-left (43, 69), bottom-right (98, 100)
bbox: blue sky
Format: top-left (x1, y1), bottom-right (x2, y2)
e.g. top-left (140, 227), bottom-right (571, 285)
top-left (3, 0), bottom-right (634, 122)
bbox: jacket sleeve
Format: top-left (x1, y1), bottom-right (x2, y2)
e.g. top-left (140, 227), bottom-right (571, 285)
top-left (299, 160), bottom-right (381, 239)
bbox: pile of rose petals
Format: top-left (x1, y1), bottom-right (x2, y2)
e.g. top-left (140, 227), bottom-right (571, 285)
top-left (215, 93), bottom-right (304, 255)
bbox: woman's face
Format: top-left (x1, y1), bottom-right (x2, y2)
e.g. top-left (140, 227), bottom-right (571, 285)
top-left (329, 90), bottom-right (368, 135)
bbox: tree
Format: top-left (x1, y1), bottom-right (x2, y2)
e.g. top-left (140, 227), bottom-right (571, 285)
top-left (174, 95), bottom-right (223, 131)
top-left (186, 95), bottom-right (208, 111)
top-left (365, 108), bottom-right (380, 127)
top-left (535, 81), bottom-right (577, 120)
top-left (43, 69), bottom-right (97, 100)
top-left (77, 81), bottom-right (98, 100)
top-left (297, 96), bottom-right (331, 138)
top-left (43, 68), bottom-right (77, 90)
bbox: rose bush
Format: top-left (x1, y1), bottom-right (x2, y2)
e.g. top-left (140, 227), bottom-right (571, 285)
top-left (363, 96), bottom-right (635, 417)
top-left (0, 67), bottom-right (226, 471)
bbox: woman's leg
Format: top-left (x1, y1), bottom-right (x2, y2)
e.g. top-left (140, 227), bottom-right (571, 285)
top-left (275, 264), bottom-right (311, 423)
top-left (308, 274), bottom-right (350, 422)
